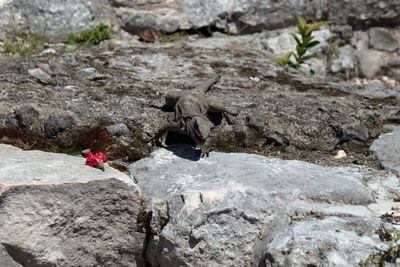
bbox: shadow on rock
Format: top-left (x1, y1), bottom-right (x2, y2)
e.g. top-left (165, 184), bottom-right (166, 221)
top-left (164, 144), bottom-right (201, 161)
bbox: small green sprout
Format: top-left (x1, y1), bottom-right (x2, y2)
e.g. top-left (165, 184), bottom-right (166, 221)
top-left (276, 16), bottom-right (332, 74)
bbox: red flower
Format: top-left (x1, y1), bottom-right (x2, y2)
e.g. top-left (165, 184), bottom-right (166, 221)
top-left (85, 152), bottom-right (108, 171)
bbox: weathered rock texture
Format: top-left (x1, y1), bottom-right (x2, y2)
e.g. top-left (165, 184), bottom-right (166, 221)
top-left (370, 125), bottom-right (400, 175)
top-left (0, 144), bottom-right (145, 266)
top-left (129, 145), bottom-right (399, 266)
top-left (114, 0), bottom-right (400, 34)
top-left (0, 38), bottom-right (399, 165)
top-left (1, 142), bottom-right (399, 266)
top-left (1, 0), bottom-right (400, 41)
top-left (0, 0), bottom-right (110, 41)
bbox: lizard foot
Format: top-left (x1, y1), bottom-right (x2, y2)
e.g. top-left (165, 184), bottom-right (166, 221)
top-left (200, 147), bottom-right (210, 157)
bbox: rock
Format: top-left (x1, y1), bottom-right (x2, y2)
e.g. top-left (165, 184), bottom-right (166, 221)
top-left (13, 105), bottom-right (40, 130)
top-left (266, 132), bottom-right (285, 146)
top-left (354, 83), bottom-right (400, 98)
top-left (339, 25), bottom-right (353, 40)
top-left (129, 145), bottom-right (398, 266)
top-left (28, 68), bottom-right (52, 84)
top-left (247, 114), bottom-right (265, 132)
top-left (263, 216), bottom-right (385, 266)
top-left (1, 0), bottom-right (400, 40)
top-left (356, 48), bottom-right (391, 78)
top-left (0, 37), bottom-right (398, 161)
top-left (330, 45), bottom-right (357, 78)
top-left (334, 149), bottom-right (347, 159)
top-left (43, 113), bottom-right (76, 138)
top-left (108, 58), bottom-right (135, 70)
top-left (0, 144), bottom-right (145, 266)
top-left (116, 7), bottom-right (181, 33)
top-left (0, 0), bottom-right (111, 41)
top-left (106, 123), bottom-right (130, 136)
top-left (369, 27), bottom-right (399, 52)
top-left (332, 121), bottom-right (369, 143)
top-left (370, 125), bottom-right (400, 175)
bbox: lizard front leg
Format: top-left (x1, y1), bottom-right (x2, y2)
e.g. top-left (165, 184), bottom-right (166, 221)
top-left (200, 136), bottom-right (211, 157)
top-left (208, 101), bottom-right (238, 116)
top-left (147, 121), bottom-right (180, 146)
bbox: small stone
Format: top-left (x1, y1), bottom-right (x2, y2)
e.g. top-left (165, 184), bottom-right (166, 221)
top-left (81, 149), bottom-right (91, 157)
top-left (28, 68), bottom-right (52, 84)
top-left (334, 150), bottom-right (347, 159)
top-left (40, 48), bottom-right (56, 55)
top-left (266, 133), bottom-right (285, 146)
top-left (369, 27), bottom-right (399, 52)
top-left (87, 72), bottom-right (108, 81)
top-left (106, 123), bottom-right (130, 136)
top-left (382, 76), bottom-right (397, 87)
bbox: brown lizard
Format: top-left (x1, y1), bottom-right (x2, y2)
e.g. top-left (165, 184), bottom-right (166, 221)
top-left (149, 75), bottom-right (237, 157)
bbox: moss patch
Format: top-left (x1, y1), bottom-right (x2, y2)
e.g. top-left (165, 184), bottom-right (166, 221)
top-left (68, 23), bottom-right (110, 46)
top-left (2, 34), bottom-right (45, 56)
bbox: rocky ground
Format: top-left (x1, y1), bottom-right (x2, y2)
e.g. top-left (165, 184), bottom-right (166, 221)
top-left (0, 33), bottom-right (399, 169)
top-left (1, 17), bottom-right (400, 266)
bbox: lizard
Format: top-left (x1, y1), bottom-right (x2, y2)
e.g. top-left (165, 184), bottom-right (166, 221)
top-left (148, 74), bottom-right (238, 157)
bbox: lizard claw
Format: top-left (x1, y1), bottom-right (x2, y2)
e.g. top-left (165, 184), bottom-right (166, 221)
top-left (200, 147), bottom-right (210, 157)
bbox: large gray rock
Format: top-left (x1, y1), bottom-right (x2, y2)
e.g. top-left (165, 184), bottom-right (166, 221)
top-left (370, 125), bottom-right (400, 175)
top-left (129, 145), bottom-right (399, 266)
top-left (1, 0), bottom-right (400, 40)
top-left (0, 144), bottom-right (145, 266)
top-left (330, 45), bottom-right (357, 78)
top-left (369, 27), bottom-right (399, 52)
top-left (0, 0), bottom-right (110, 41)
top-left (115, 0), bottom-right (400, 34)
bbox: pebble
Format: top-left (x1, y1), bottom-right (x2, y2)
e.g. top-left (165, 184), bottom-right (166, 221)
top-left (334, 150), bottom-right (347, 159)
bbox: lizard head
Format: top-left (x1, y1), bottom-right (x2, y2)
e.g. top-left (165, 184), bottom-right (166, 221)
top-left (187, 117), bottom-right (212, 145)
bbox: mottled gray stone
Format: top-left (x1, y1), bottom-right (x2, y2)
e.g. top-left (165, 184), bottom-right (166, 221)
top-left (356, 48), bottom-right (391, 78)
top-left (106, 123), bottom-right (130, 136)
top-left (330, 45), bottom-right (356, 77)
top-left (116, 7), bottom-right (181, 33)
top-left (263, 216), bottom-right (386, 266)
top-left (0, 0), bottom-right (110, 41)
top-left (354, 83), bottom-right (400, 99)
top-left (0, 144), bottom-right (144, 267)
top-left (43, 113), bottom-right (75, 138)
top-left (370, 125), bottom-right (400, 175)
top-left (369, 27), bottom-right (399, 52)
top-left (28, 68), bottom-right (52, 85)
top-left (129, 145), bottom-right (397, 266)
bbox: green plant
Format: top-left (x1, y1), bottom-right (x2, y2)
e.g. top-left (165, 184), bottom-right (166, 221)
top-left (276, 16), bottom-right (331, 74)
top-left (2, 34), bottom-right (45, 56)
top-left (360, 230), bottom-right (400, 266)
top-left (67, 23), bottom-right (110, 46)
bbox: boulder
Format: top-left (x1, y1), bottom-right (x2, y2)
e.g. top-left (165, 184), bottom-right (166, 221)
top-left (370, 125), bottom-right (400, 175)
top-left (0, 0), bottom-right (110, 41)
top-left (0, 144), bottom-right (145, 266)
top-left (1, 0), bottom-right (400, 40)
top-left (115, 0), bottom-right (400, 34)
top-left (369, 27), bottom-right (399, 52)
top-left (129, 145), bottom-right (399, 266)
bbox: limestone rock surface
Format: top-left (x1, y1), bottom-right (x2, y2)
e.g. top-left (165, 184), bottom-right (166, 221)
top-left (370, 125), bottom-right (400, 175)
top-left (129, 144), bottom-right (399, 266)
top-left (0, 0), bottom-right (110, 41)
top-left (0, 144), bottom-right (144, 267)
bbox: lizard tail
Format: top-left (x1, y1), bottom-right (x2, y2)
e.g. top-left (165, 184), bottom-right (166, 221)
top-left (198, 74), bottom-right (222, 93)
